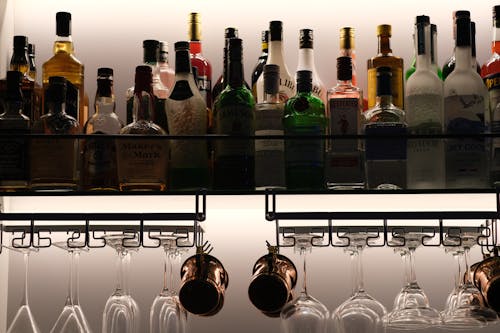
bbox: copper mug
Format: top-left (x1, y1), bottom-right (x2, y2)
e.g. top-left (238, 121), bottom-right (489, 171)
top-left (473, 255), bottom-right (500, 312)
top-left (248, 247), bottom-right (297, 317)
top-left (179, 252), bottom-right (229, 316)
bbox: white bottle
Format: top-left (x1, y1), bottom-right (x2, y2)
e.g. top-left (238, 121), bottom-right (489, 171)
top-left (255, 21), bottom-right (295, 103)
top-left (444, 14), bottom-right (490, 188)
top-left (406, 16), bottom-right (445, 189)
top-left (296, 29), bottom-right (326, 104)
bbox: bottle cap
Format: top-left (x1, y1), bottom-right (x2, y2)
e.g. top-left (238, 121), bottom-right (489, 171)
top-left (269, 21), bottom-right (283, 41)
top-left (415, 15), bottom-right (430, 25)
top-left (456, 16), bottom-right (471, 47)
top-left (47, 76), bottom-right (67, 103)
top-left (97, 67), bottom-right (113, 77)
top-left (6, 71), bottom-right (23, 100)
top-left (495, 6), bottom-right (500, 20)
top-left (377, 24), bottom-right (391, 37)
top-left (56, 12), bottom-right (71, 37)
top-left (174, 41), bottom-right (190, 51)
top-left (159, 41), bottom-right (169, 53)
top-left (263, 64), bottom-right (280, 95)
top-left (340, 27), bottom-right (355, 49)
top-left (299, 29), bottom-right (313, 49)
top-left (188, 12), bottom-right (202, 41)
top-left (454, 10), bottom-right (470, 19)
top-left (143, 39), bottom-right (160, 63)
top-left (416, 22), bottom-right (426, 55)
top-left (225, 27), bottom-right (238, 39)
top-left (296, 70), bottom-right (312, 93)
top-left (28, 43), bottom-right (35, 55)
top-left (134, 65), bottom-right (153, 94)
top-left (337, 56), bottom-right (352, 81)
top-left (13, 35), bottom-right (28, 50)
top-left (228, 38), bottom-right (243, 61)
top-left (376, 67), bottom-right (392, 97)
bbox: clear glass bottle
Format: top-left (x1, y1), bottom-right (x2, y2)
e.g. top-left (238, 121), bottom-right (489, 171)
top-left (255, 21), bottom-right (295, 104)
top-left (31, 76), bottom-right (80, 191)
top-left (0, 71), bottom-right (30, 191)
top-left (165, 41), bottom-right (209, 190)
top-left (405, 16), bottom-right (430, 81)
top-left (444, 15), bottom-right (490, 189)
top-left (212, 27), bottom-right (239, 103)
top-left (296, 29), bottom-right (326, 104)
top-left (118, 65), bottom-right (168, 191)
top-left (284, 70), bottom-right (326, 190)
top-left (189, 13), bottom-right (212, 109)
top-left (326, 56), bottom-right (364, 190)
top-left (81, 68), bottom-right (123, 191)
top-left (158, 41), bottom-right (175, 91)
top-left (406, 17), bottom-right (445, 189)
top-left (367, 24), bottom-right (404, 110)
top-left (364, 67), bottom-right (407, 190)
top-left (42, 12), bottom-right (86, 127)
top-left (251, 30), bottom-right (269, 100)
top-left (255, 64), bottom-right (285, 190)
top-left (213, 38), bottom-right (256, 190)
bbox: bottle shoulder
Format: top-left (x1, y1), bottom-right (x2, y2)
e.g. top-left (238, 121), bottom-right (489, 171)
top-left (481, 53), bottom-right (500, 77)
top-left (406, 69), bottom-right (443, 95)
top-left (444, 69), bottom-right (488, 97)
top-left (84, 113), bottom-right (123, 134)
top-left (364, 103), bottom-right (405, 124)
top-left (35, 112), bottom-right (81, 134)
top-left (285, 93), bottom-right (325, 116)
top-left (215, 86), bottom-right (255, 108)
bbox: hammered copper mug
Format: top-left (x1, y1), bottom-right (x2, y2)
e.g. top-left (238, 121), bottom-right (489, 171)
top-left (248, 247), bottom-right (297, 317)
top-left (473, 255), bottom-right (500, 312)
top-left (179, 251), bottom-right (229, 316)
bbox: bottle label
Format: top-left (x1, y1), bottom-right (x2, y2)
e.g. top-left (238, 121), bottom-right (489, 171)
top-left (367, 67), bottom-right (404, 109)
top-left (30, 137), bottom-right (78, 182)
top-left (484, 73), bottom-right (500, 132)
top-left (0, 136), bottom-right (29, 181)
top-left (215, 104), bottom-right (255, 157)
top-left (278, 77), bottom-right (295, 102)
top-left (364, 123), bottom-right (407, 160)
top-left (329, 97), bottom-right (359, 152)
top-left (169, 80), bottom-right (194, 100)
top-left (196, 75), bottom-right (211, 105)
top-left (255, 107), bottom-right (284, 152)
top-left (444, 94), bottom-right (486, 133)
top-left (285, 125), bottom-right (325, 169)
top-left (82, 136), bottom-right (118, 188)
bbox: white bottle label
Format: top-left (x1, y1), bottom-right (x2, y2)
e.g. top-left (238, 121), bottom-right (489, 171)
top-left (329, 97), bottom-right (359, 152)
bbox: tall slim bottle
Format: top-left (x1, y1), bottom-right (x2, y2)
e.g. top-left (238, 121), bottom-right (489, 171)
top-left (255, 64), bottom-right (285, 189)
top-left (189, 13), bottom-right (212, 108)
top-left (118, 66), bottom-right (168, 191)
top-left (159, 41), bottom-right (175, 91)
top-left (364, 67), bottom-right (407, 190)
top-left (81, 68), bottom-right (123, 191)
top-left (251, 30), bottom-right (269, 99)
top-left (482, 5), bottom-right (500, 185)
top-left (296, 29), bottom-right (326, 104)
top-left (213, 38), bottom-right (255, 190)
top-left (284, 70), bottom-right (326, 190)
top-left (444, 15), bottom-right (489, 188)
top-left (406, 17), bottom-right (445, 189)
top-left (42, 12), bottom-right (86, 127)
top-left (0, 71), bottom-right (30, 191)
top-left (256, 21), bottom-right (295, 103)
top-left (325, 56), bottom-right (364, 189)
top-left (165, 41), bottom-right (209, 190)
top-left (212, 27), bottom-right (239, 103)
top-left (31, 76), bottom-right (81, 191)
top-left (405, 16), bottom-right (430, 81)
top-left (367, 24), bottom-right (404, 109)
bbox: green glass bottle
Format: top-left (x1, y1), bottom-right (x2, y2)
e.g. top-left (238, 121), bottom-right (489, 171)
top-left (284, 70), bottom-right (327, 190)
top-left (213, 38), bottom-right (256, 190)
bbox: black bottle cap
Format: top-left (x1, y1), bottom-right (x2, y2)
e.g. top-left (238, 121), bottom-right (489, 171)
top-left (97, 67), bottom-right (113, 77)
top-left (299, 29), bottom-right (313, 49)
top-left (228, 38), bottom-right (243, 61)
top-left (174, 41), bottom-right (192, 73)
top-left (495, 6), bottom-right (500, 19)
top-left (417, 22), bottom-right (426, 55)
top-left (337, 56), bottom-right (352, 81)
top-left (134, 65), bottom-right (153, 94)
top-left (47, 76), bottom-right (67, 103)
top-left (143, 39), bottom-right (160, 63)
top-left (6, 71), bottom-right (23, 100)
top-left (225, 27), bottom-right (238, 39)
top-left (454, 10), bottom-right (470, 19)
top-left (13, 36), bottom-right (28, 50)
top-left (415, 15), bottom-right (430, 25)
top-left (269, 21), bottom-right (283, 41)
top-left (456, 16), bottom-right (471, 47)
top-left (296, 70), bottom-right (312, 93)
top-left (28, 43), bottom-right (35, 55)
top-left (262, 30), bottom-right (269, 43)
top-left (56, 12), bottom-right (71, 37)
top-left (263, 64), bottom-right (280, 95)
top-left (376, 67), bottom-right (392, 97)
top-left (174, 41), bottom-right (190, 50)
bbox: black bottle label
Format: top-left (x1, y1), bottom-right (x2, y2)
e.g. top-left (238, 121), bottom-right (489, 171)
top-left (170, 80), bottom-right (194, 101)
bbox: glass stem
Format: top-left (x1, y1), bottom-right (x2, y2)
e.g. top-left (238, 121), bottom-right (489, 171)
top-left (65, 250), bottom-right (74, 306)
top-left (463, 247), bottom-right (472, 285)
top-left (21, 252), bottom-right (29, 306)
top-left (115, 249), bottom-right (126, 294)
top-left (73, 251), bottom-right (81, 306)
top-left (301, 246), bottom-right (308, 295)
top-left (161, 249), bottom-right (170, 293)
top-left (404, 248), bottom-right (418, 286)
top-left (351, 246), bottom-right (365, 295)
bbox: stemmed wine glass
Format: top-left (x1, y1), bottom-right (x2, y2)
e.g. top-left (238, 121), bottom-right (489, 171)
top-left (332, 233), bottom-right (387, 333)
top-left (441, 232), bottom-right (498, 329)
top-left (280, 233), bottom-right (329, 333)
top-left (5, 245), bottom-right (41, 333)
top-left (150, 234), bottom-right (188, 333)
top-left (102, 233), bottom-right (140, 333)
top-left (50, 241), bottom-right (92, 333)
top-left (386, 232), bottom-right (442, 329)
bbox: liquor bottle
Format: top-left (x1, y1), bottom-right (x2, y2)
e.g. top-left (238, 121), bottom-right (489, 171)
top-left (325, 56), bottom-right (364, 190)
top-left (165, 41), bottom-right (209, 190)
top-left (364, 67), bottom-right (407, 190)
top-left (27, 43), bottom-right (37, 80)
top-left (42, 12), bottom-right (86, 127)
top-left (430, 24), bottom-right (444, 80)
top-left (251, 30), bottom-right (269, 99)
top-left (442, 11), bottom-right (481, 80)
top-left (81, 68), bottom-right (123, 191)
top-left (255, 21), bottom-right (295, 103)
top-left (444, 15), bottom-right (489, 189)
top-left (213, 38), bottom-right (256, 190)
top-left (189, 13), bottom-right (212, 108)
top-left (31, 76), bottom-right (81, 191)
top-left (0, 71), bottom-right (30, 191)
top-left (482, 5), bottom-right (500, 185)
top-left (406, 17), bottom-right (445, 189)
top-left (126, 40), bottom-right (169, 132)
top-left (405, 16), bottom-right (430, 81)
top-left (212, 27), bottom-right (239, 103)
top-left (118, 65), bottom-right (168, 191)
top-left (159, 41), bottom-right (175, 91)
top-left (255, 64), bottom-right (285, 190)
top-left (296, 29), bottom-right (326, 104)
top-left (284, 70), bottom-right (326, 190)
top-left (367, 24), bottom-right (404, 109)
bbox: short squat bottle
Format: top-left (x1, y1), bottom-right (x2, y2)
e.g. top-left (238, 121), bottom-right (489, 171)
top-left (31, 76), bottom-right (81, 191)
top-left (284, 70), bottom-right (326, 190)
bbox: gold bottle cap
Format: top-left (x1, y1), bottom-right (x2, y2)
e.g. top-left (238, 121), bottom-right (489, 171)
top-left (188, 12), bottom-right (202, 41)
top-left (340, 27), bottom-right (355, 49)
top-left (377, 24), bottom-right (392, 37)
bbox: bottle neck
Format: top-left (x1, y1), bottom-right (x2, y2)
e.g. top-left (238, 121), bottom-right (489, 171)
top-left (263, 92), bottom-right (280, 104)
top-left (297, 48), bottom-right (316, 71)
top-left (10, 49), bottom-right (29, 76)
top-left (47, 101), bottom-right (66, 115)
top-left (455, 45), bottom-right (472, 71)
top-left (175, 50), bottom-right (192, 74)
top-left (189, 41), bottom-right (202, 54)
top-left (268, 40), bottom-right (285, 68)
top-left (53, 35), bottom-right (74, 54)
top-left (95, 80), bottom-right (115, 115)
top-left (492, 24), bottom-right (500, 54)
top-left (415, 25), bottom-right (432, 71)
top-left (431, 31), bottom-right (438, 65)
top-left (261, 40), bottom-right (268, 54)
top-left (228, 59), bottom-right (244, 88)
top-left (337, 79), bottom-right (354, 87)
top-left (133, 89), bottom-right (154, 122)
top-left (375, 94), bottom-right (394, 107)
top-left (378, 35), bottom-right (392, 55)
